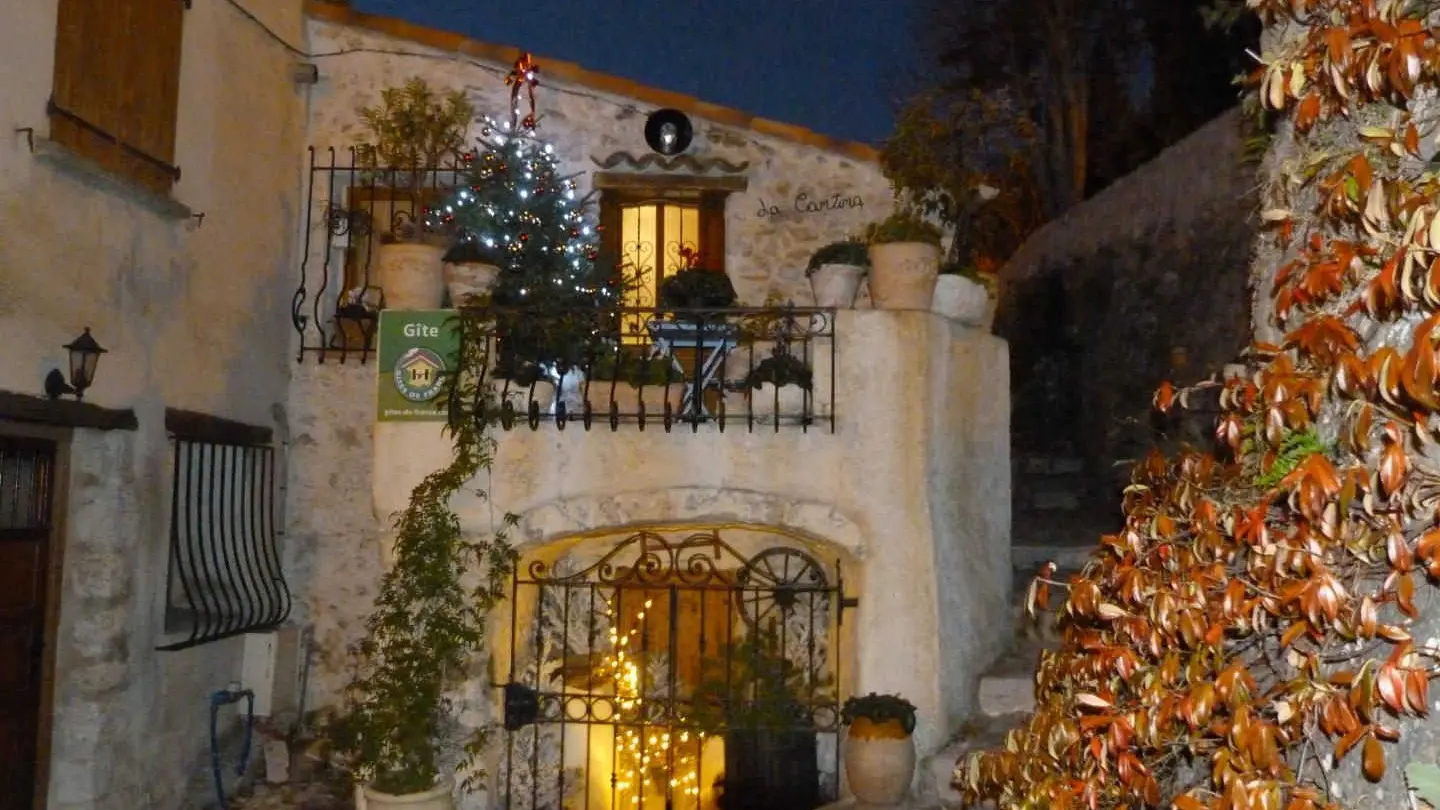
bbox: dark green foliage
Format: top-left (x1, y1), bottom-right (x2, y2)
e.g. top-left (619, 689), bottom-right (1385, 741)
top-left (866, 211), bottom-right (944, 246)
top-left (332, 312), bottom-right (520, 796)
top-left (841, 693), bottom-right (918, 734)
top-left (589, 349), bottom-right (685, 389)
top-left (689, 626), bottom-right (831, 735)
top-left (745, 351), bottom-right (813, 391)
top-left (806, 240), bottom-right (870, 274)
top-left (658, 268), bottom-right (739, 309)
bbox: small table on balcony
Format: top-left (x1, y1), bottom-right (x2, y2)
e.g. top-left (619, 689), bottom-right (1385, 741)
top-left (645, 319), bottom-right (739, 418)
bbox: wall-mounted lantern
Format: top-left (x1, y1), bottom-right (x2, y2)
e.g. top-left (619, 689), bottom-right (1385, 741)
top-left (45, 327), bottom-right (107, 400)
top-left (644, 108), bottom-right (693, 157)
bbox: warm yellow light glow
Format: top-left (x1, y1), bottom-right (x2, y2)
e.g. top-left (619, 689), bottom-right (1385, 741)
top-left (596, 596), bottom-right (704, 808)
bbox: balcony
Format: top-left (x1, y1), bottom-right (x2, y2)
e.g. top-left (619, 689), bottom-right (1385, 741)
top-left (439, 305), bottom-right (837, 434)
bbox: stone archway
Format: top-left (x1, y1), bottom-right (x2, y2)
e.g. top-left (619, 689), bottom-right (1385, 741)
top-left (511, 486), bottom-right (868, 558)
top-left (488, 518), bottom-right (860, 810)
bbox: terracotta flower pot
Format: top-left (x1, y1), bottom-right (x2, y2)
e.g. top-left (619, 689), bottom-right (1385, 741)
top-left (867, 242), bottom-right (940, 310)
top-left (377, 242), bottom-right (446, 311)
top-left (843, 718), bottom-right (915, 805)
top-left (359, 777), bottom-right (454, 810)
top-left (808, 263), bottom-right (867, 308)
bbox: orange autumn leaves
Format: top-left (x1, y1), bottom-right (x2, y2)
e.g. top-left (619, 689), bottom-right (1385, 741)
top-left (957, 1), bottom-right (1440, 809)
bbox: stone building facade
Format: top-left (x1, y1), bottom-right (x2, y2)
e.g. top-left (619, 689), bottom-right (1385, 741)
top-left (0, 1), bottom-right (306, 808)
top-left (0, 2), bottom-right (1011, 809)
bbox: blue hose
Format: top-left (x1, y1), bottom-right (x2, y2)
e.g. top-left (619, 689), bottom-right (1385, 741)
top-left (209, 687), bottom-right (256, 810)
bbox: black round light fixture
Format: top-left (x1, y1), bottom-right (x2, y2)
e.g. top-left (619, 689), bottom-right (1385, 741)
top-left (644, 108), bottom-right (693, 157)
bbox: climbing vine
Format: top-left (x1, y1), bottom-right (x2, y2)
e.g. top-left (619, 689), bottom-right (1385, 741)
top-left (334, 311), bottom-right (518, 795)
top-left (959, 2), bottom-right (1440, 809)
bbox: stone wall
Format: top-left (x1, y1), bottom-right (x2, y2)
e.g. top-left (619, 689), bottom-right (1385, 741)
top-left (290, 311), bottom-right (1012, 793)
top-left (995, 108), bottom-right (1257, 541)
top-left (303, 17), bottom-right (896, 307)
top-left (0, 1), bottom-right (306, 807)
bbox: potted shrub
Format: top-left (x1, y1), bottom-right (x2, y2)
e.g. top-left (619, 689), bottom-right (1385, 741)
top-left (932, 261), bottom-right (995, 327)
top-left (841, 692), bottom-right (917, 805)
top-left (865, 211), bottom-right (944, 310)
top-left (356, 78), bottom-right (473, 311)
top-left (588, 350), bottom-right (685, 417)
top-left (441, 239), bottom-right (502, 308)
top-left (806, 239), bottom-right (869, 308)
top-left (355, 77), bottom-right (474, 190)
top-left (376, 218), bottom-right (451, 311)
top-left (658, 267), bottom-right (738, 310)
top-left (691, 628), bottom-right (830, 810)
top-left (744, 348), bottom-right (813, 424)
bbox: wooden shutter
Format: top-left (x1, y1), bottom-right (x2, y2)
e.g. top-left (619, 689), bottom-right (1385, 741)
top-left (699, 191), bottom-right (727, 275)
top-left (49, 0), bottom-right (185, 195)
top-left (598, 191), bottom-right (623, 285)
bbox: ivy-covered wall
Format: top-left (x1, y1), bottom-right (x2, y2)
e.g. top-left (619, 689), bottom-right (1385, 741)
top-left (996, 108), bottom-right (1257, 525)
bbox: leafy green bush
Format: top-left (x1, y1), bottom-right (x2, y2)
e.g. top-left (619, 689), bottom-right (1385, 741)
top-left (806, 240), bottom-right (870, 274)
top-left (841, 692), bottom-right (917, 734)
top-left (865, 211), bottom-right (944, 246)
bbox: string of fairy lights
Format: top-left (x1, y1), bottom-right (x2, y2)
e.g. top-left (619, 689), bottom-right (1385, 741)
top-left (597, 597), bottom-right (705, 807)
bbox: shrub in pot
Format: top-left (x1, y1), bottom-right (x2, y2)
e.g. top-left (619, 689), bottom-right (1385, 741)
top-left (806, 239), bottom-right (869, 308)
top-left (587, 350), bottom-right (685, 418)
top-left (377, 219), bottom-right (450, 311)
top-left (865, 212), bottom-right (943, 310)
top-left (932, 262), bottom-right (995, 327)
top-left (744, 349), bottom-right (813, 424)
top-left (355, 77), bottom-right (473, 190)
top-left (442, 240), bottom-right (502, 308)
top-left (841, 692), bottom-right (917, 805)
top-left (658, 267), bottom-right (738, 310)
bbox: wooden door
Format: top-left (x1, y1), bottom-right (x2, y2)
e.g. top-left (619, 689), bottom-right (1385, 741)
top-left (0, 435), bottom-right (57, 810)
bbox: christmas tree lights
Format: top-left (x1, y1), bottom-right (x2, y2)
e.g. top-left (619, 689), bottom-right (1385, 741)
top-left (598, 598), bottom-right (704, 808)
top-left (432, 115), bottom-right (616, 310)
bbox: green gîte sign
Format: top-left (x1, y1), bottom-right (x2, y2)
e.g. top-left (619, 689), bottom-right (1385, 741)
top-left (377, 309), bottom-right (461, 422)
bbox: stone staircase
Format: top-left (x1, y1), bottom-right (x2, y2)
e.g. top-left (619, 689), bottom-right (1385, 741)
top-left (915, 543), bottom-right (1093, 808)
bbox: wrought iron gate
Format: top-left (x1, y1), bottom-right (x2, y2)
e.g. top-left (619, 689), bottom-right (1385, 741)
top-left (499, 530), bottom-right (855, 810)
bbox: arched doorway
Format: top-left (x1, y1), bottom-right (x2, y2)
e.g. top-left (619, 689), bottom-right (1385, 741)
top-left (497, 528), bottom-right (854, 810)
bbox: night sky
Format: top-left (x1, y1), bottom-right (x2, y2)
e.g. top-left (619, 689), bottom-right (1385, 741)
top-left (349, 0), bottom-right (917, 146)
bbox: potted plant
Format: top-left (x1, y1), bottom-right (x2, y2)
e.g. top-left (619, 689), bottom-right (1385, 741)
top-left (806, 239), bottom-right (869, 308)
top-left (691, 627), bottom-right (831, 810)
top-left (840, 692), bottom-right (917, 805)
top-left (744, 347), bottom-right (813, 424)
top-left (865, 211), bottom-right (944, 310)
top-left (356, 78), bottom-right (473, 311)
top-left (658, 267), bottom-right (739, 310)
top-left (330, 348), bottom-right (515, 810)
top-left (441, 239), bottom-right (502, 308)
top-left (355, 77), bottom-right (474, 190)
top-left (375, 217), bottom-right (451, 311)
top-left (587, 349), bottom-right (685, 417)
top-left (932, 260), bottom-right (996, 327)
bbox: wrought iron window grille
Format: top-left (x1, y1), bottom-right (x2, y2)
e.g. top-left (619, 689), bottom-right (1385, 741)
top-left (157, 412), bottom-right (290, 651)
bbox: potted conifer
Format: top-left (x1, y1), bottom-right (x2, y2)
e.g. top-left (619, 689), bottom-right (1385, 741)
top-left (841, 692), bottom-right (918, 805)
top-left (865, 211), bottom-right (943, 310)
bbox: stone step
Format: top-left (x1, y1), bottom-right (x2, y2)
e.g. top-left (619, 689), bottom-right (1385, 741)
top-left (916, 712), bottom-right (1030, 808)
top-left (977, 642), bottom-right (1051, 717)
top-left (1012, 544), bottom-right (1094, 573)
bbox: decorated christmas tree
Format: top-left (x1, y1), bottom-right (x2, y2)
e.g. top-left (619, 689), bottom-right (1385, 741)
top-left (432, 114), bottom-right (624, 376)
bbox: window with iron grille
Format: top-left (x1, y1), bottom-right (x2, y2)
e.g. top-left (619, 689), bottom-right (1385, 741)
top-left (48, 0), bottom-right (186, 194)
top-left (159, 412), bottom-right (289, 651)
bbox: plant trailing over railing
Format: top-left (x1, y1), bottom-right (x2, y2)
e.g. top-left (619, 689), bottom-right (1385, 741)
top-left (745, 349), bottom-right (813, 391)
top-left (332, 312), bottom-right (518, 796)
top-left (957, 2), bottom-right (1440, 809)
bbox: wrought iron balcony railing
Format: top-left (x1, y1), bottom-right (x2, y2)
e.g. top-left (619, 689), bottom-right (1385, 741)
top-left (457, 305), bottom-right (836, 434)
top-left (293, 150), bottom-right (472, 363)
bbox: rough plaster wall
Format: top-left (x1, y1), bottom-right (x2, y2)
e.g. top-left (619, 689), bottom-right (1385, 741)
top-left (283, 360), bottom-right (386, 708)
top-left (0, 1), bottom-right (305, 807)
top-left (302, 19), bottom-right (896, 307)
top-left (996, 108), bottom-right (1257, 513)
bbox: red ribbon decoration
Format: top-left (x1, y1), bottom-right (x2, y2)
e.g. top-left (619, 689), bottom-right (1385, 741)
top-left (506, 51), bottom-right (539, 130)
